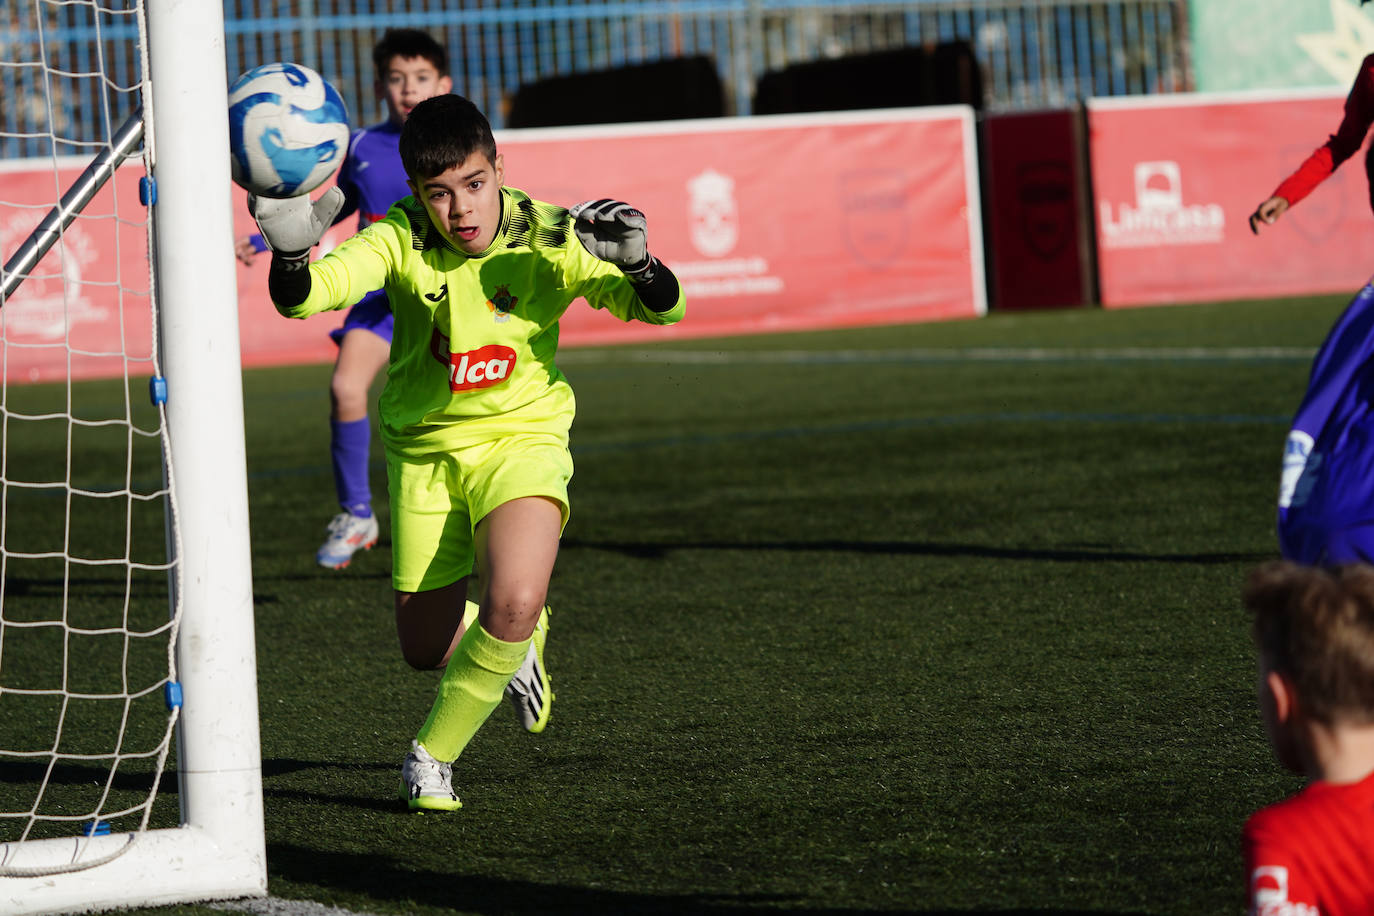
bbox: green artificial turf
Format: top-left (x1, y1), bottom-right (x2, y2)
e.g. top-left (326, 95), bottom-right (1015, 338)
top-left (1, 292), bottom-right (1354, 914)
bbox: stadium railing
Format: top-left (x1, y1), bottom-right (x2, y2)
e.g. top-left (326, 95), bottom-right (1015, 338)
top-left (1, 0), bottom-right (1187, 158)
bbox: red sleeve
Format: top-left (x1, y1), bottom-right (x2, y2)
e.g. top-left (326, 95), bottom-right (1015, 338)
top-left (1272, 54), bottom-right (1374, 208)
top-left (1243, 812), bottom-right (1322, 915)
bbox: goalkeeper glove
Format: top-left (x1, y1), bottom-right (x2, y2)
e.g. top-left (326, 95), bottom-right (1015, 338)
top-left (570, 199), bottom-right (655, 278)
top-left (248, 188), bottom-right (344, 261)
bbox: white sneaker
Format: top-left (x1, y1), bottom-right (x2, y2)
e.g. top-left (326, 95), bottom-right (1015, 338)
top-left (399, 741), bottom-right (461, 812)
top-left (315, 512), bottom-right (379, 569)
top-left (505, 606), bottom-right (553, 733)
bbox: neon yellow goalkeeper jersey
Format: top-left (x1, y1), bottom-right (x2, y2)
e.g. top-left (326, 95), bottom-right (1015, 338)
top-left (276, 186), bottom-right (685, 456)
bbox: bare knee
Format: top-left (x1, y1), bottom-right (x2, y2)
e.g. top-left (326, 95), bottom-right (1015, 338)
top-left (480, 583), bottom-right (546, 640)
top-left (400, 643), bottom-right (449, 671)
top-left (330, 371), bottom-right (371, 418)
top-left (394, 583), bottom-right (467, 670)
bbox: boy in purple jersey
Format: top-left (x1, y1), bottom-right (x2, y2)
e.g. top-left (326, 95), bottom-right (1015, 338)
top-left (236, 29), bottom-right (453, 569)
top-left (1277, 283), bottom-right (1374, 565)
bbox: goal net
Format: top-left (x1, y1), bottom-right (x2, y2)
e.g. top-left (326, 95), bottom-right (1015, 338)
top-left (0, 1), bottom-right (265, 913)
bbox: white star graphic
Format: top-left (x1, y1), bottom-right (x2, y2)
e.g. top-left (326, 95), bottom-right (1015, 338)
top-left (1298, 0), bottom-right (1374, 84)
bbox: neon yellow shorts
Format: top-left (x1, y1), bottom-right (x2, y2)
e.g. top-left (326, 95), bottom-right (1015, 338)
top-left (386, 433), bottom-right (572, 593)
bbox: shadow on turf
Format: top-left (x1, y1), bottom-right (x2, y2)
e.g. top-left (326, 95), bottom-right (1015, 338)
top-left (267, 841), bottom-right (1154, 916)
top-left (561, 537), bottom-right (1267, 566)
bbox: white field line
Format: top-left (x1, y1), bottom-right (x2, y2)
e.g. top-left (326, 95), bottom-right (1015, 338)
top-left (557, 346), bottom-right (1315, 365)
top-left (210, 897), bottom-right (386, 916)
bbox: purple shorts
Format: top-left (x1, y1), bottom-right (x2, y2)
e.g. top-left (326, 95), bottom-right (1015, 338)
top-left (329, 289), bottom-right (393, 346)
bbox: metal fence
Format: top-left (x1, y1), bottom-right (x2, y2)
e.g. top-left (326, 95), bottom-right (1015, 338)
top-left (1, 0), bottom-right (1189, 159)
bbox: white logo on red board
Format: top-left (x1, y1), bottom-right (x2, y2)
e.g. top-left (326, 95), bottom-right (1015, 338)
top-left (1099, 161), bottom-right (1225, 249)
top-left (687, 169), bottom-right (738, 257)
top-left (0, 215), bottom-right (107, 344)
top-left (1250, 865), bottom-right (1318, 916)
top-left (677, 168), bottom-right (783, 299)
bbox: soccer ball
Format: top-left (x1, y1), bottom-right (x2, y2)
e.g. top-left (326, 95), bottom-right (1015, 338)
top-left (227, 63), bottom-right (349, 199)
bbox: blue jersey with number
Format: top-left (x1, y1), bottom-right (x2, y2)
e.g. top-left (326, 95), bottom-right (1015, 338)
top-left (1278, 283), bottom-right (1374, 565)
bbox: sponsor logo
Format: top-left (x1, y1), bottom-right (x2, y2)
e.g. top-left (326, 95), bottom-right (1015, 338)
top-left (436, 340), bottom-right (517, 392)
top-left (1250, 865), bottom-right (1318, 916)
top-left (1279, 430), bottom-right (1320, 510)
top-left (1099, 161), bottom-right (1224, 249)
top-left (486, 284), bottom-right (518, 323)
top-left (424, 284), bottom-right (448, 303)
top-left (687, 169), bottom-right (739, 257)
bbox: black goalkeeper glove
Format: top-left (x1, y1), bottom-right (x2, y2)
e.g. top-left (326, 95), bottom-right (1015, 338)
top-left (248, 188), bottom-right (344, 261)
top-left (570, 198), bottom-right (656, 279)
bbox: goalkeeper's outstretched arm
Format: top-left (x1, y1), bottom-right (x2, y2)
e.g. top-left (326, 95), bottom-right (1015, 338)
top-left (570, 198), bottom-right (682, 316)
top-left (249, 190), bottom-right (345, 308)
top-left (621, 254), bottom-right (680, 314)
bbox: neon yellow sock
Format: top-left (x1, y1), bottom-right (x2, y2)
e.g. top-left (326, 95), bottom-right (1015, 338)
top-left (416, 622), bottom-right (529, 762)
top-left (462, 599), bottom-right (479, 633)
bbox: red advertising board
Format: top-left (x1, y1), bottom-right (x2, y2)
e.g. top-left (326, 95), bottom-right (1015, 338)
top-left (497, 108), bottom-right (986, 342)
top-left (0, 160), bottom-right (344, 384)
top-left (1087, 89), bottom-right (1374, 308)
top-left (0, 161), bottom-right (151, 384)
top-left (2, 108), bottom-right (984, 384)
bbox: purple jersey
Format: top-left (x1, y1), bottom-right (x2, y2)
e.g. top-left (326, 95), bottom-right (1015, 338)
top-left (1278, 283), bottom-right (1374, 565)
top-left (326, 120), bottom-right (412, 344)
top-left (334, 120), bottom-right (410, 230)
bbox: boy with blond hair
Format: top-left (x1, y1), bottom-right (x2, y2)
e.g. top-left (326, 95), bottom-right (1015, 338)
top-left (1241, 560), bottom-right (1374, 914)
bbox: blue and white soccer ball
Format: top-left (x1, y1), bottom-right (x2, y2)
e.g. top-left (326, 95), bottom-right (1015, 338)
top-left (228, 63), bottom-right (349, 199)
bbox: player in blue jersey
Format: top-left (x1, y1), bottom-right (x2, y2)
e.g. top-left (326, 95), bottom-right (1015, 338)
top-left (1276, 283), bottom-right (1374, 565)
top-left (236, 29), bottom-right (453, 570)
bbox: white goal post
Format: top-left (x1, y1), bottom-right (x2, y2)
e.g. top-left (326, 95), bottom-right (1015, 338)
top-left (0, 0), bottom-right (265, 913)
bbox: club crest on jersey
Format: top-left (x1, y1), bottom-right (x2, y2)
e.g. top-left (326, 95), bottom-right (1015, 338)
top-left (486, 284), bottom-right (518, 323)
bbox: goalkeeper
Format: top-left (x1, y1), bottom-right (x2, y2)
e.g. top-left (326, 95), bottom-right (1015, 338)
top-left (251, 93), bottom-right (685, 811)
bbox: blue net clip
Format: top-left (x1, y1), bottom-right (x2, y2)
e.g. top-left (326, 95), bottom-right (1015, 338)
top-left (148, 375), bottom-right (167, 406)
top-left (139, 176), bottom-right (156, 206)
top-left (83, 820), bottom-right (110, 837)
top-left (164, 681), bottom-right (183, 710)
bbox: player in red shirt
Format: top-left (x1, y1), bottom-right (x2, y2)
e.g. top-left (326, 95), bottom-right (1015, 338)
top-left (1250, 20), bottom-right (1374, 235)
top-left (1241, 562), bottom-right (1374, 915)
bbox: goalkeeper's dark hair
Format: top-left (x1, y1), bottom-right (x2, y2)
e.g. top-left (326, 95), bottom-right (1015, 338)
top-left (373, 28), bottom-right (449, 78)
top-left (1244, 560), bottom-right (1374, 726)
top-left (400, 94), bottom-right (498, 182)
